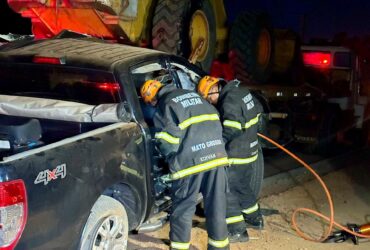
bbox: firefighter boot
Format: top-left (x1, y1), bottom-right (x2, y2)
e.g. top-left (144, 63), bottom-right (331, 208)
top-left (243, 207), bottom-right (264, 230)
top-left (228, 229), bottom-right (249, 243)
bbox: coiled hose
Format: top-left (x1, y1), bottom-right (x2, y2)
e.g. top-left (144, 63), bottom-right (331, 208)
top-left (258, 133), bottom-right (370, 242)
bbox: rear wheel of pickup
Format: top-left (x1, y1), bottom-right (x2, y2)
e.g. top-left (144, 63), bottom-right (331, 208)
top-left (79, 195), bottom-right (129, 250)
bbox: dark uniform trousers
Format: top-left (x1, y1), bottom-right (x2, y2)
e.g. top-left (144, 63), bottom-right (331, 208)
top-left (225, 161), bottom-right (258, 233)
top-left (170, 167), bottom-right (229, 250)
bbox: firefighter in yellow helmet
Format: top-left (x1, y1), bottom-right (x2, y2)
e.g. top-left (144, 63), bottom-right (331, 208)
top-left (140, 79), bottom-right (163, 105)
top-left (198, 76), bottom-right (265, 243)
top-left (140, 79), bottom-right (230, 250)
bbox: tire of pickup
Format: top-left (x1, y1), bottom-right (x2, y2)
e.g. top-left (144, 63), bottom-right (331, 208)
top-left (151, 0), bottom-right (216, 71)
top-left (79, 195), bottom-right (129, 250)
top-left (229, 12), bottom-right (274, 84)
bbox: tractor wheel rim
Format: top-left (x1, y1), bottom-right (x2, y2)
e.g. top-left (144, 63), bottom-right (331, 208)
top-left (189, 10), bottom-right (209, 61)
top-left (92, 215), bottom-right (127, 250)
top-left (257, 29), bottom-right (271, 69)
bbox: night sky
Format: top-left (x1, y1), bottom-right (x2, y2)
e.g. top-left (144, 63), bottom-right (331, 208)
top-left (224, 0), bottom-right (370, 42)
top-left (291, 0), bottom-right (370, 42)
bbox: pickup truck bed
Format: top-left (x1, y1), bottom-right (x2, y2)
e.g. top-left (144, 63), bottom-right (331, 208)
top-left (0, 94), bottom-right (151, 249)
top-left (0, 119), bottom-right (146, 249)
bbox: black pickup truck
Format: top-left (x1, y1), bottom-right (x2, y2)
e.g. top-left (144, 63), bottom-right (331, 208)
top-left (0, 37), bottom-right (264, 249)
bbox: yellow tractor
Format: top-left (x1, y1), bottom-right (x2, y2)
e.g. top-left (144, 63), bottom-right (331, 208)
top-left (7, 0), bottom-right (277, 82)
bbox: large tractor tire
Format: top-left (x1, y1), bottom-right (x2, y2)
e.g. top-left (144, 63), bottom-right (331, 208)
top-left (152, 0), bottom-right (216, 72)
top-left (272, 29), bottom-right (300, 74)
top-left (229, 12), bottom-right (274, 84)
top-left (272, 29), bottom-right (304, 85)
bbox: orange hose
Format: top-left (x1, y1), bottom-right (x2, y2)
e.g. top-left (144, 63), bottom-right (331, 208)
top-left (257, 133), bottom-right (370, 242)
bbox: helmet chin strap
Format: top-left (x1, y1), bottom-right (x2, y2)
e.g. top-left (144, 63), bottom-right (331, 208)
top-left (218, 78), bottom-right (228, 89)
top-left (218, 82), bottom-right (223, 92)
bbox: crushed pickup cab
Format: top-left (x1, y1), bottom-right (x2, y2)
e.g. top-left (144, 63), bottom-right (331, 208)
top-left (0, 37), bottom-right (208, 249)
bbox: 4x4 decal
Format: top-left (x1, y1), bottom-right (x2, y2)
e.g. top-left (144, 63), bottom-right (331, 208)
top-left (34, 164), bottom-right (67, 185)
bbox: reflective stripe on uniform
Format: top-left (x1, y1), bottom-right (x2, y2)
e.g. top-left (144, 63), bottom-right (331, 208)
top-left (171, 157), bottom-right (229, 180)
top-left (226, 215), bottom-right (244, 224)
top-left (208, 237), bottom-right (229, 248)
top-left (155, 132), bottom-right (180, 144)
top-left (223, 120), bottom-right (242, 130)
top-left (178, 114), bottom-right (219, 130)
top-left (229, 154), bottom-right (258, 165)
top-left (242, 203), bottom-right (259, 215)
top-left (244, 113), bottom-right (261, 129)
top-left (170, 241), bottom-right (190, 249)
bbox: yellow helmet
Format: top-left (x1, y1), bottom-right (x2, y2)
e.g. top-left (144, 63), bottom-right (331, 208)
top-left (140, 80), bottom-right (163, 104)
top-left (198, 76), bottom-right (220, 98)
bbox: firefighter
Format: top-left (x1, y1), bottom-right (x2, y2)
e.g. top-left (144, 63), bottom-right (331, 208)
top-left (140, 79), bottom-right (230, 250)
top-left (198, 76), bottom-right (264, 242)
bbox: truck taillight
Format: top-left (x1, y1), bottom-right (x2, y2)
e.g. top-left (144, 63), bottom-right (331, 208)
top-left (0, 180), bottom-right (28, 250)
top-left (81, 81), bottom-right (121, 91)
top-left (33, 56), bottom-right (64, 65)
top-left (303, 52), bottom-right (331, 67)
top-left (96, 83), bottom-right (120, 91)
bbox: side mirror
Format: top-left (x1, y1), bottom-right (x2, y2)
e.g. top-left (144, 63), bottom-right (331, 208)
top-left (116, 102), bottom-right (132, 122)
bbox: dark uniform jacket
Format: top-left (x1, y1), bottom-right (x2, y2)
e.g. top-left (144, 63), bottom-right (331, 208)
top-left (153, 84), bottom-right (228, 180)
top-left (217, 80), bottom-right (262, 165)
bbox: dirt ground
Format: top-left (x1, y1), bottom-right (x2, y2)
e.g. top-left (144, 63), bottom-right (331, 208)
top-left (128, 164), bottom-right (370, 250)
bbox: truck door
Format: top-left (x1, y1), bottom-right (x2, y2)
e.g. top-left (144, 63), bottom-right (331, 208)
top-left (125, 57), bottom-right (174, 204)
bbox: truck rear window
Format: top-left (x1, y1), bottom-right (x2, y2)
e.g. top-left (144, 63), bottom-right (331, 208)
top-left (0, 64), bottom-right (122, 105)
